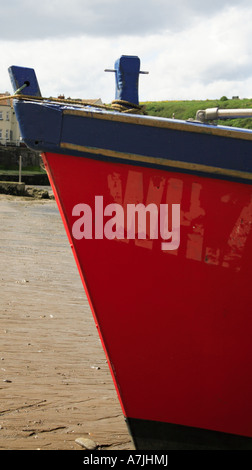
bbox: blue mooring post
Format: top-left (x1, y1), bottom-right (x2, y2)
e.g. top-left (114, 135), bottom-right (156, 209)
top-left (8, 66), bottom-right (41, 97)
top-left (105, 55), bottom-right (148, 105)
top-left (114, 55), bottom-right (141, 105)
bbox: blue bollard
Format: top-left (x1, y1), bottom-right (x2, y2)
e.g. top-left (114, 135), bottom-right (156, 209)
top-left (8, 65), bottom-right (41, 97)
top-left (114, 55), bottom-right (141, 105)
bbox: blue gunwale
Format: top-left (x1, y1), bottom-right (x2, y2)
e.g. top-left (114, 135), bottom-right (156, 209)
top-left (63, 106), bottom-right (252, 141)
top-left (13, 98), bottom-right (252, 184)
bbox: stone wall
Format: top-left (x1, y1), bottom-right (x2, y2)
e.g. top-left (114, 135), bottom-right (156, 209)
top-left (0, 145), bottom-right (49, 185)
top-left (0, 172), bottom-right (49, 185)
top-left (0, 145), bottom-right (42, 169)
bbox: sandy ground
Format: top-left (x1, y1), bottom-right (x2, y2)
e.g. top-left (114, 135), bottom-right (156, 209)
top-left (0, 193), bottom-right (134, 450)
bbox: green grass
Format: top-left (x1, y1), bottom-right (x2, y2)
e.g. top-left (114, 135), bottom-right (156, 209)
top-left (0, 166), bottom-right (46, 174)
top-left (142, 98), bottom-right (252, 129)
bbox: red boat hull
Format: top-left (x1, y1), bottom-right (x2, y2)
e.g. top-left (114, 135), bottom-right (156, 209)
top-left (43, 151), bottom-right (252, 448)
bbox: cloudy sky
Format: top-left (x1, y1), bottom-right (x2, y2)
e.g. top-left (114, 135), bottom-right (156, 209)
top-left (1, 0), bottom-right (252, 103)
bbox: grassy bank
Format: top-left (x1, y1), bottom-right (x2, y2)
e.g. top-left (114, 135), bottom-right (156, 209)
top-left (0, 164), bottom-right (45, 174)
top-left (143, 98), bottom-right (252, 129)
top-left (0, 166), bottom-right (49, 186)
top-left (0, 169), bottom-right (45, 175)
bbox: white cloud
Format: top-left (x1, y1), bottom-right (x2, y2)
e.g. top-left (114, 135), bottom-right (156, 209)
top-left (1, 3), bottom-right (252, 103)
top-left (0, 0), bottom-right (250, 40)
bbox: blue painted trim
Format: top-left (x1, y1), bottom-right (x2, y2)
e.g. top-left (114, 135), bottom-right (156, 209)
top-left (61, 113), bottom-right (252, 174)
top-left (55, 146), bottom-right (252, 186)
top-left (13, 99), bottom-right (252, 184)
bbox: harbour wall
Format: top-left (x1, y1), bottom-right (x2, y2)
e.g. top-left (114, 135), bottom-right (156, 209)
top-left (0, 146), bottom-right (49, 185)
top-left (0, 146), bottom-right (41, 169)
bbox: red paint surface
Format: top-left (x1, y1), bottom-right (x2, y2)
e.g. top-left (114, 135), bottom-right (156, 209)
top-left (43, 152), bottom-right (252, 438)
